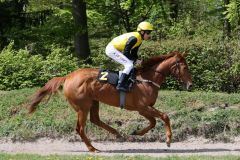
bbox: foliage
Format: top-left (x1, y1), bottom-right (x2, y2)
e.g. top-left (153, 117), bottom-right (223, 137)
top-left (6, 8), bottom-right (75, 56)
top-left (143, 35), bottom-right (240, 92)
top-left (224, 0), bottom-right (240, 25)
top-left (0, 0), bottom-right (240, 93)
top-left (0, 42), bottom-right (43, 90)
top-left (27, 0), bottom-right (71, 11)
top-left (0, 42), bottom-right (78, 90)
top-left (1, 33), bottom-right (239, 92)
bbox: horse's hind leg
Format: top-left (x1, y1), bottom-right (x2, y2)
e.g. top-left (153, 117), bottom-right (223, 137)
top-left (90, 101), bottom-right (122, 139)
top-left (131, 112), bottom-right (156, 136)
top-left (68, 98), bottom-right (99, 152)
top-left (76, 108), bottom-right (100, 152)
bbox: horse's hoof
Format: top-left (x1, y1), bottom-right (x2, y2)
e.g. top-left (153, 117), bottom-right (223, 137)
top-left (116, 134), bottom-right (123, 138)
top-left (94, 149), bottom-right (101, 153)
top-left (89, 147), bottom-right (101, 153)
top-left (166, 142), bottom-right (171, 148)
top-left (130, 130), bottom-right (137, 135)
top-left (116, 135), bottom-right (125, 142)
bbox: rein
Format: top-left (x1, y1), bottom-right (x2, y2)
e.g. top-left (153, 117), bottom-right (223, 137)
top-left (151, 68), bottom-right (167, 76)
top-left (135, 68), bottom-right (165, 89)
top-left (136, 78), bottom-right (161, 88)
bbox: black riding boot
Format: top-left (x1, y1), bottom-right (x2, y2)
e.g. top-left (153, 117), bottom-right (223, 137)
top-left (116, 73), bottom-right (129, 92)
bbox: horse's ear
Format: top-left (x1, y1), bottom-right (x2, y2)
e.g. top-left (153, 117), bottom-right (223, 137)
top-left (182, 51), bottom-right (188, 57)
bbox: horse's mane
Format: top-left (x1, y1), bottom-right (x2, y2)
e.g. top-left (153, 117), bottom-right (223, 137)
top-left (139, 51), bottom-right (180, 70)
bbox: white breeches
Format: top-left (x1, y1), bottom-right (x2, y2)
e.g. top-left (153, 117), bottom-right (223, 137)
top-left (105, 43), bottom-right (133, 74)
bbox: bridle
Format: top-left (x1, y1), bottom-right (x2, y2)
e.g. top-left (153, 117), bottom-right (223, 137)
top-left (169, 60), bottom-right (182, 81)
top-left (137, 59), bottom-right (182, 89)
top-left (151, 60), bottom-right (182, 80)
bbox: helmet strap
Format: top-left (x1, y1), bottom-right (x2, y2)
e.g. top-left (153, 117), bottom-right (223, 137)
top-left (138, 31), bottom-right (145, 39)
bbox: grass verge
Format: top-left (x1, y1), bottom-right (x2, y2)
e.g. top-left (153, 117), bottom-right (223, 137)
top-left (0, 88), bottom-right (239, 142)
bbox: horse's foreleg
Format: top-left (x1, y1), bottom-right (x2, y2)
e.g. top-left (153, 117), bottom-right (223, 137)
top-left (90, 101), bottom-right (122, 139)
top-left (160, 112), bottom-right (172, 147)
top-left (131, 112), bottom-right (156, 136)
top-left (140, 106), bottom-right (172, 147)
top-left (76, 109), bottom-right (100, 152)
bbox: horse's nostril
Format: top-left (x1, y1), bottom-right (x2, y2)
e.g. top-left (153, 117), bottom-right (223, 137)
top-left (190, 84), bottom-right (192, 89)
top-left (187, 83), bottom-right (193, 90)
top-left (188, 84), bottom-right (192, 90)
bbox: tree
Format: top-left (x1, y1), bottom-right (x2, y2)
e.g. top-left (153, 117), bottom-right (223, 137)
top-left (168, 0), bottom-right (179, 21)
top-left (72, 0), bottom-right (90, 59)
top-left (0, 0), bottom-right (29, 49)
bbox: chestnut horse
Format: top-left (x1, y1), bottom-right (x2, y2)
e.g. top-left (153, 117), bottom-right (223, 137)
top-left (27, 51), bottom-right (192, 152)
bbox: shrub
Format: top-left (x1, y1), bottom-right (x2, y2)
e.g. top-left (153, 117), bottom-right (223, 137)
top-left (138, 36), bottom-right (240, 92)
top-left (0, 35), bottom-right (239, 93)
top-left (40, 45), bottom-right (79, 83)
top-left (0, 42), bottom-right (44, 90)
top-left (0, 42), bottom-right (78, 90)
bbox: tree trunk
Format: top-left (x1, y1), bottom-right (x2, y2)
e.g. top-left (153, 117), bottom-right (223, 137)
top-left (169, 0), bottom-right (179, 21)
top-left (72, 0), bottom-right (90, 59)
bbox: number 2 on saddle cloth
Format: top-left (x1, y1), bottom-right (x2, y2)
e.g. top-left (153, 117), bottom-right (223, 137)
top-left (97, 69), bottom-right (136, 92)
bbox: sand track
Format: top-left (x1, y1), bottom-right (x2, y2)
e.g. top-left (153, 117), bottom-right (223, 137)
top-left (1, 138), bottom-right (240, 157)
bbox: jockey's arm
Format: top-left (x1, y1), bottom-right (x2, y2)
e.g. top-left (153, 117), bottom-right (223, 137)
top-left (131, 46), bottom-right (140, 62)
top-left (123, 36), bottom-right (137, 60)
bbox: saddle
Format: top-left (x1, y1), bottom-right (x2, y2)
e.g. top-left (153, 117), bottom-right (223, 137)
top-left (97, 69), bottom-right (136, 91)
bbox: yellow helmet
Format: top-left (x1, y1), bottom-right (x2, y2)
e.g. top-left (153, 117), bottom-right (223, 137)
top-left (137, 21), bottom-right (154, 31)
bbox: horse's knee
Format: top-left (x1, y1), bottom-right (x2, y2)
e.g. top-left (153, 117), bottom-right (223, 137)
top-left (90, 116), bottom-right (100, 125)
top-left (162, 113), bottom-right (170, 122)
top-left (78, 127), bottom-right (86, 138)
top-left (76, 122), bottom-right (80, 134)
top-left (90, 117), bottom-right (96, 124)
top-left (150, 119), bottom-right (157, 127)
top-left (76, 128), bottom-right (79, 134)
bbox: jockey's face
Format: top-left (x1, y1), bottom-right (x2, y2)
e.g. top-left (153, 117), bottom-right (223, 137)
top-left (141, 30), bottom-right (151, 40)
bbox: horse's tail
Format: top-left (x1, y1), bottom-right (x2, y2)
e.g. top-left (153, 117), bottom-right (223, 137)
top-left (27, 76), bottom-right (66, 114)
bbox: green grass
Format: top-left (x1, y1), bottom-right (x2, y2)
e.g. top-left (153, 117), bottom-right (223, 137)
top-left (0, 154), bottom-right (239, 160)
top-left (0, 88), bottom-right (239, 142)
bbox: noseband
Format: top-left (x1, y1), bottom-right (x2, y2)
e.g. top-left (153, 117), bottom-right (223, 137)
top-left (170, 60), bottom-right (183, 81)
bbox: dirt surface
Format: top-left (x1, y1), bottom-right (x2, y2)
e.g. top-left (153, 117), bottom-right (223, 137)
top-left (0, 137), bottom-right (240, 157)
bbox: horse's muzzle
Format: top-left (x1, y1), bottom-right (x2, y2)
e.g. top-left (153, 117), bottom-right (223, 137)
top-left (186, 82), bottom-right (193, 91)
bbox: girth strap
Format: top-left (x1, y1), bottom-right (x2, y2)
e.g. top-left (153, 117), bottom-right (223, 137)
top-left (119, 91), bottom-right (126, 109)
top-left (118, 78), bottom-right (160, 109)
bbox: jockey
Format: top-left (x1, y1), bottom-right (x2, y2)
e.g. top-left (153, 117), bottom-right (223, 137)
top-left (105, 21), bottom-right (154, 92)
